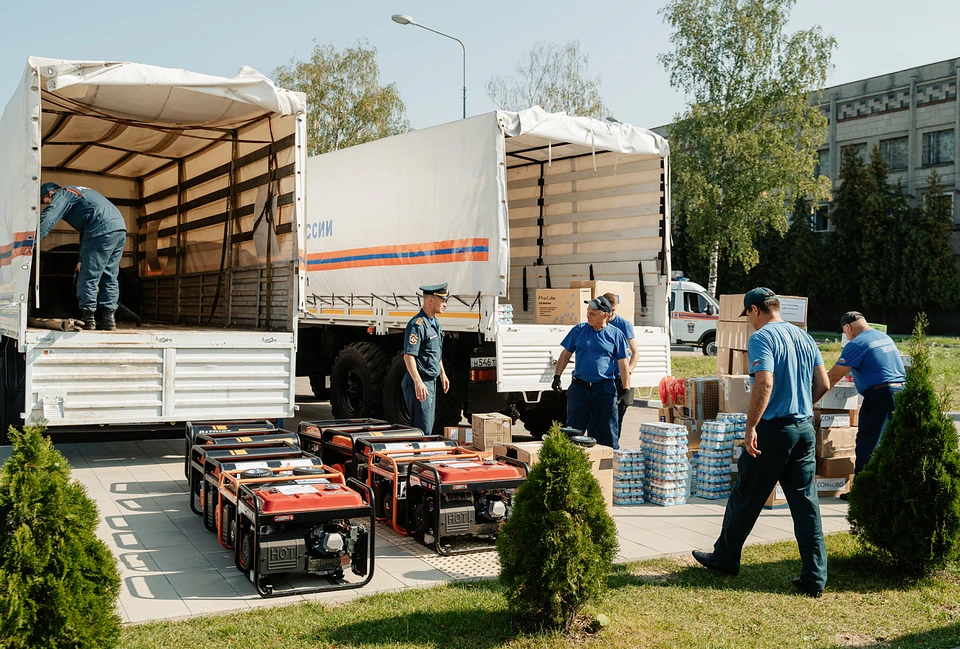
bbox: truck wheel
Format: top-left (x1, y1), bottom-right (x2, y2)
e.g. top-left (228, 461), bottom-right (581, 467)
top-left (701, 334), bottom-right (718, 357)
top-left (330, 342), bottom-right (389, 419)
top-left (433, 384), bottom-right (464, 433)
top-left (308, 375), bottom-right (328, 401)
top-left (518, 392), bottom-right (567, 440)
top-left (383, 353), bottom-right (412, 427)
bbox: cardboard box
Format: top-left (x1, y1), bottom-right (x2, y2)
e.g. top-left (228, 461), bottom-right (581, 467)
top-left (816, 456), bottom-right (856, 478)
top-left (492, 441), bottom-right (543, 467)
top-left (816, 426), bottom-right (857, 458)
top-left (818, 407), bottom-right (859, 428)
top-left (679, 417), bottom-right (703, 449)
top-left (658, 407), bottom-right (674, 423)
top-left (535, 288), bottom-right (591, 325)
top-left (764, 483), bottom-right (788, 509)
top-left (731, 350), bottom-right (750, 375)
top-left (684, 377), bottom-right (721, 420)
top-left (721, 374), bottom-right (752, 414)
top-left (719, 294), bottom-right (808, 325)
top-left (816, 474), bottom-right (853, 497)
top-left (716, 347), bottom-right (732, 376)
top-left (583, 444), bottom-right (614, 513)
top-left (470, 413), bottom-right (512, 451)
top-left (816, 384), bottom-right (861, 410)
top-left (570, 280), bottom-right (635, 322)
top-left (444, 425), bottom-right (472, 443)
top-left (816, 413), bottom-right (851, 429)
top-left (717, 321), bottom-right (752, 351)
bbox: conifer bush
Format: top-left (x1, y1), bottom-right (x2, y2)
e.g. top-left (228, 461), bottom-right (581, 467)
top-left (0, 425), bottom-right (122, 648)
top-left (497, 423), bottom-right (618, 630)
top-left (848, 314), bottom-right (960, 576)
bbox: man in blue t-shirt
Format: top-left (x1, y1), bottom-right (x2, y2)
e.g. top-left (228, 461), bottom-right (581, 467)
top-left (826, 311), bottom-right (906, 477)
top-left (552, 295), bottom-right (630, 449)
top-left (692, 288), bottom-right (830, 598)
top-left (603, 291), bottom-right (639, 433)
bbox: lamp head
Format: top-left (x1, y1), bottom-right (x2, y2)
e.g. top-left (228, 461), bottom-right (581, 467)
top-left (391, 14), bottom-right (414, 25)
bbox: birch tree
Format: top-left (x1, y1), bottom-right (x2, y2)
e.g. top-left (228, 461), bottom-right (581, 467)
top-left (659, 0), bottom-right (835, 296)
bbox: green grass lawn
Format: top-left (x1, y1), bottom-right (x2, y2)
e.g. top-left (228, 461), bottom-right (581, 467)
top-left (670, 342), bottom-right (960, 408)
top-left (121, 533), bottom-right (960, 649)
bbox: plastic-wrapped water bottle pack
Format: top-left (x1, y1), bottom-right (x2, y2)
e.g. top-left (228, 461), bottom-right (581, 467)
top-left (640, 422), bottom-right (689, 507)
top-left (613, 449), bottom-right (645, 505)
top-left (717, 412), bottom-right (747, 439)
top-left (696, 419), bottom-right (736, 499)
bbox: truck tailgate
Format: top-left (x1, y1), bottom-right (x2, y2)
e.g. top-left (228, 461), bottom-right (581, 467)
top-left (22, 329), bottom-right (295, 426)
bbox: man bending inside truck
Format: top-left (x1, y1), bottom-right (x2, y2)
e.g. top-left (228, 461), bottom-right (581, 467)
top-left (39, 182), bottom-right (127, 331)
top-left (402, 283), bottom-right (451, 434)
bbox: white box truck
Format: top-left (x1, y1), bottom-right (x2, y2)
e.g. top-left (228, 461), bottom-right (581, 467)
top-left (0, 57), bottom-right (306, 442)
top-left (297, 107), bottom-right (673, 438)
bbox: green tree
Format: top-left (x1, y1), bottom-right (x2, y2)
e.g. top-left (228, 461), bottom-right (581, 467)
top-left (909, 171), bottom-right (960, 309)
top-left (497, 424), bottom-right (618, 630)
top-left (777, 198), bottom-right (823, 298)
top-left (273, 41), bottom-right (410, 155)
top-left (658, 0), bottom-right (835, 296)
top-left (827, 147), bottom-right (871, 303)
top-left (858, 146), bottom-right (897, 311)
top-left (486, 40), bottom-right (608, 118)
top-left (848, 314), bottom-right (960, 576)
top-left (0, 425), bottom-right (122, 648)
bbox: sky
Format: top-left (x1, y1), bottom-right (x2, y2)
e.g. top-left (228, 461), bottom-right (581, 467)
top-left (1, 0), bottom-right (959, 131)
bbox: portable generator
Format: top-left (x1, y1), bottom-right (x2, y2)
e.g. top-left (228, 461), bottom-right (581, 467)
top-left (406, 456), bottom-right (528, 555)
top-left (228, 466), bottom-right (375, 597)
top-left (187, 431), bottom-right (300, 522)
top-left (364, 439), bottom-right (476, 535)
top-left (184, 420), bottom-right (277, 477)
top-left (297, 419), bottom-right (423, 480)
top-left (206, 454), bottom-right (325, 547)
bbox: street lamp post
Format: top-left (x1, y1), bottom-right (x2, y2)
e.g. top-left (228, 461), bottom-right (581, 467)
top-left (391, 14), bottom-right (466, 119)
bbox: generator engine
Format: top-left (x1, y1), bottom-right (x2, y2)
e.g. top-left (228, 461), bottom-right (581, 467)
top-left (413, 490), bottom-right (512, 540)
top-left (255, 519), bottom-right (369, 579)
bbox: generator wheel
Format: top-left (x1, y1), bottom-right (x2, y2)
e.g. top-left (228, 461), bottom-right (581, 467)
top-left (518, 392), bottom-right (567, 440)
top-left (240, 467), bottom-right (273, 480)
top-left (239, 531), bottom-right (253, 576)
top-left (330, 342), bottom-right (389, 419)
top-left (222, 502), bottom-right (236, 547)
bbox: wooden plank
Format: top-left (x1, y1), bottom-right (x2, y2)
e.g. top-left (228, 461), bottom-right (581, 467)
top-left (508, 181), bottom-right (662, 209)
top-left (508, 203), bottom-right (662, 227)
top-left (511, 226), bottom-right (662, 247)
top-left (505, 158), bottom-right (662, 189)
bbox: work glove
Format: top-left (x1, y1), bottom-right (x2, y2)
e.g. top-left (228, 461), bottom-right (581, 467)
top-left (551, 375), bottom-right (562, 392)
top-left (618, 387), bottom-right (634, 406)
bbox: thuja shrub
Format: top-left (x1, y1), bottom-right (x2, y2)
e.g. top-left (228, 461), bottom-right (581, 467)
top-left (0, 425), bottom-right (122, 648)
top-left (848, 314), bottom-right (960, 576)
top-left (497, 422), bottom-right (618, 630)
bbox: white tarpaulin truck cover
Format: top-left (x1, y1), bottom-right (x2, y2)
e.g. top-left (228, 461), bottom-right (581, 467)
top-left (0, 57), bottom-right (305, 340)
top-left (303, 107), bottom-right (669, 303)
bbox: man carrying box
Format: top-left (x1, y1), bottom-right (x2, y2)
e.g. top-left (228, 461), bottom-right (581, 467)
top-left (692, 288), bottom-right (830, 598)
top-left (825, 311), bottom-right (906, 485)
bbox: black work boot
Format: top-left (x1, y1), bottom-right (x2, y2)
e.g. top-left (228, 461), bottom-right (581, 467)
top-left (96, 308), bottom-right (117, 331)
top-left (80, 309), bottom-right (98, 331)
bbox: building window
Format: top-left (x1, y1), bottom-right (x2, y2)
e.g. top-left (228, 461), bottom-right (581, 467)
top-left (880, 137), bottom-right (908, 171)
top-left (814, 204), bottom-right (829, 232)
top-left (814, 149), bottom-right (830, 178)
top-left (922, 130), bottom-right (955, 166)
top-left (840, 143), bottom-right (867, 167)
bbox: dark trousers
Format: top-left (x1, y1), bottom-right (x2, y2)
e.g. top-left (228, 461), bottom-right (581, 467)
top-left (615, 376), bottom-right (627, 436)
top-left (855, 386), bottom-right (903, 474)
top-left (566, 379), bottom-right (619, 449)
top-left (401, 374), bottom-right (436, 435)
top-left (712, 417), bottom-right (827, 590)
top-left (77, 230), bottom-right (126, 312)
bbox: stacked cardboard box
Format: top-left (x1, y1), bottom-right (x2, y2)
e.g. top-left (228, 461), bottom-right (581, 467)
top-left (535, 288), bottom-right (591, 324)
top-left (570, 280), bottom-right (636, 320)
top-left (640, 422), bottom-right (689, 506)
top-left (696, 420), bottom-right (737, 499)
top-left (470, 413), bottom-right (512, 451)
top-left (716, 294), bottom-right (808, 376)
top-left (684, 377), bottom-right (721, 420)
top-left (720, 375), bottom-right (752, 414)
top-left (612, 449), bottom-right (645, 505)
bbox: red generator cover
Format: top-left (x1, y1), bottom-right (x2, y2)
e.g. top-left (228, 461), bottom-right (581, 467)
top-left (253, 482), bottom-right (365, 514)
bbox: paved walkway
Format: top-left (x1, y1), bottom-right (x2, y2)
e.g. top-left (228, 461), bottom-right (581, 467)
top-left (0, 397), bottom-right (851, 624)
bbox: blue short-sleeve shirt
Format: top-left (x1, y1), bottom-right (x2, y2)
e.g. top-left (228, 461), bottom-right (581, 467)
top-left (747, 321), bottom-right (824, 421)
top-left (607, 314), bottom-right (635, 378)
top-left (560, 323), bottom-right (628, 383)
top-left (836, 328), bottom-right (905, 394)
top-left (403, 309), bottom-right (443, 378)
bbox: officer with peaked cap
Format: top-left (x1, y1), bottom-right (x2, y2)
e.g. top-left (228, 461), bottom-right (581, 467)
top-left (38, 182), bottom-right (127, 331)
top-left (402, 283), bottom-right (450, 434)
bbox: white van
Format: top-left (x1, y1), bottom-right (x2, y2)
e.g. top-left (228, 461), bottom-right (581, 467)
top-left (669, 279), bottom-right (719, 356)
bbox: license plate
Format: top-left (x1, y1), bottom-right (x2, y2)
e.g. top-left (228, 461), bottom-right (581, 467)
top-left (470, 357), bottom-right (496, 369)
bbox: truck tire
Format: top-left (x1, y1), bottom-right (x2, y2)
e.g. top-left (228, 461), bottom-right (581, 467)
top-left (308, 374), bottom-right (328, 401)
top-left (518, 392), bottom-right (567, 440)
top-left (383, 351), bottom-right (463, 434)
top-left (330, 342), bottom-right (389, 419)
top-left (701, 333), bottom-right (718, 357)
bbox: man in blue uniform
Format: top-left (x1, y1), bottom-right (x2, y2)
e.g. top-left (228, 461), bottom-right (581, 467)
top-left (39, 182), bottom-right (127, 331)
top-left (552, 295), bottom-right (630, 449)
top-left (402, 283), bottom-right (450, 435)
top-left (826, 311), bottom-right (906, 480)
top-left (604, 291), bottom-right (638, 432)
top-left (692, 288), bottom-right (830, 598)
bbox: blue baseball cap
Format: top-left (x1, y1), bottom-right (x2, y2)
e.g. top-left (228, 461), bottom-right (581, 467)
top-left (40, 182), bottom-right (60, 197)
top-left (585, 295), bottom-right (612, 314)
top-left (739, 287), bottom-right (778, 316)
